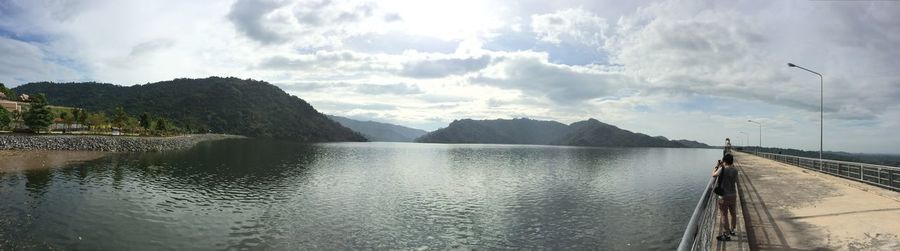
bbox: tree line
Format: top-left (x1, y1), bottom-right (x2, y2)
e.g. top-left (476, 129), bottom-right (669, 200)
top-left (0, 88), bottom-right (182, 136)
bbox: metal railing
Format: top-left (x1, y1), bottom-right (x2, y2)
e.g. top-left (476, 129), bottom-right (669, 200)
top-left (677, 176), bottom-right (720, 251)
top-left (752, 152), bottom-right (900, 192)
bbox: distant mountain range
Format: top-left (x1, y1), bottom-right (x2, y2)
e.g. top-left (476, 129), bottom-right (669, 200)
top-left (11, 77), bottom-right (711, 148)
top-left (12, 77), bottom-right (366, 142)
top-left (415, 118), bottom-right (710, 148)
top-left (327, 115), bottom-right (427, 142)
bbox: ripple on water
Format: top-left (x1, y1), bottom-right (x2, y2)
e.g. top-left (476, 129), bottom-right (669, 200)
top-left (0, 141), bottom-right (719, 250)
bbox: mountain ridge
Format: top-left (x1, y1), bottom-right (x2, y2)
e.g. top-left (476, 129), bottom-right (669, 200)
top-left (327, 115), bottom-right (427, 142)
top-left (12, 77), bottom-right (366, 142)
top-left (416, 118), bottom-right (709, 148)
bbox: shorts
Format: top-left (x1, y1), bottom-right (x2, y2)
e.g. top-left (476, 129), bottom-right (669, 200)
top-left (718, 195), bottom-right (736, 208)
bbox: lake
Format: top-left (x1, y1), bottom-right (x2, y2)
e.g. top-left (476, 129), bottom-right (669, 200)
top-left (0, 139), bottom-right (720, 250)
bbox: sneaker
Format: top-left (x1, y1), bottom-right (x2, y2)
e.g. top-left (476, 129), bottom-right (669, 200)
top-left (729, 229), bottom-right (737, 236)
top-left (716, 234), bottom-right (731, 241)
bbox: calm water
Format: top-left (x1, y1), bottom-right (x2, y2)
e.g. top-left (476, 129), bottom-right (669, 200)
top-left (0, 139), bottom-right (720, 250)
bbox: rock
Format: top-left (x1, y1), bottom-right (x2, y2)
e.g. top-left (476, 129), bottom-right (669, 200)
top-left (0, 134), bottom-right (245, 152)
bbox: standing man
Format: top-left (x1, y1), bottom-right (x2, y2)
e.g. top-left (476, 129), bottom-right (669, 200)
top-left (724, 138), bottom-right (732, 157)
top-left (713, 154), bottom-right (738, 241)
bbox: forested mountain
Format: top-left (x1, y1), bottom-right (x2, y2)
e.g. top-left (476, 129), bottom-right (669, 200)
top-left (327, 115), bottom-right (427, 142)
top-left (415, 118), bottom-right (710, 148)
top-left (12, 77), bottom-right (366, 142)
top-left (549, 119), bottom-right (683, 147)
top-left (413, 118), bottom-right (569, 144)
top-left (673, 139), bottom-right (710, 148)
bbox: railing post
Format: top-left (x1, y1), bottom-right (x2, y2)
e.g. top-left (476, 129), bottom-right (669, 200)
top-left (891, 169), bottom-right (895, 191)
top-left (860, 164), bottom-right (864, 180)
top-left (890, 169), bottom-right (894, 190)
top-left (877, 167), bottom-right (882, 186)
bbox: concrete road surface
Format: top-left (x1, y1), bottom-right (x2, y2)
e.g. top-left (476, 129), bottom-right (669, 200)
top-left (734, 152), bottom-right (900, 250)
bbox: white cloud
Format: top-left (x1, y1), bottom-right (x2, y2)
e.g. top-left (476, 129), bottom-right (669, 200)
top-left (227, 0), bottom-right (398, 48)
top-left (531, 8), bottom-right (608, 47)
top-left (0, 37), bottom-right (82, 84)
top-left (470, 50), bottom-right (632, 104)
top-left (604, 0), bottom-right (900, 123)
top-left (399, 54), bottom-right (491, 78)
top-left (1, 0), bottom-right (899, 153)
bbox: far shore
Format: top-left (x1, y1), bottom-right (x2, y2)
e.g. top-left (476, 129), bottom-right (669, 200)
top-left (0, 133), bottom-right (245, 152)
top-left (0, 133), bottom-right (245, 172)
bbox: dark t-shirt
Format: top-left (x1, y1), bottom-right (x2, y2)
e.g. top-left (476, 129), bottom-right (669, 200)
top-left (717, 166), bottom-right (738, 197)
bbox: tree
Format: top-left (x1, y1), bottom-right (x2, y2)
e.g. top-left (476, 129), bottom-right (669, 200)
top-left (60, 111), bottom-right (72, 132)
top-left (112, 106), bottom-right (128, 129)
top-left (154, 117), bottom-right (168, 131)
top-left (87, 112), bottom-right (108, 131)
top-left (0, 107), bottom-right (10, 130)
top-left (72, 109), bottom-right (81, 130)
top-left (10, 110), bottom-right (22, 130)
top-left (139, 112), bottom-right (151, 130)
top-left (0, 83), bottom-right (14, 100)
top-left (23, 93), bottom-right (53, 133)
top-left (125, 117), bottom-right (141, 133)
top-left (75, 109), bottom-right (88, 128)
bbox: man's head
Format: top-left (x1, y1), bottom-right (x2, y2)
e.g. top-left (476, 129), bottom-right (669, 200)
top-left (723, 154), bottom-right (734, 165)
top-left (726, 138), bottom-right (730, 142)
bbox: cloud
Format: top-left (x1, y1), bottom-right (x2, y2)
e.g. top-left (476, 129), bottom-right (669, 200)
top-left (227, 0), bottom-right (288, 44)
top-left (128, 39), bottom-right (175, 58)
top-left (257, 50), bottom-right (365, 70)
top-left (399, 55), bottom-right (491, 78)
top-left (470, 51), bottom-right (631, 104)
top-left (277, 81), bottom-right (421, 95)
top-left (602, 1), bottom-right (900, 122)
top-left (383, 13), bottom-right (402, 22)
top-left (2, 0), bottom-right (900, 153)
top-left (227, 0), bottom-right (397, 48)
top-left (354, 83), bottom-right (421, 95)
top-left (295, 1), bottom-right (376, 25)
top-left (0, 37), bottom-right (82, 85)
top-left (531, 8), bottom-right (608, 47)
top-left (317, 100), bottom-right (399, 111)
top-left (258, 49), bottom-right (492, 79)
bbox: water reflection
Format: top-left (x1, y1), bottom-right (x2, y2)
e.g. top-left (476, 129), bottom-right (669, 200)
top-left (0, 140), bottom-right (720, 250)
top-left (24, 168), bottom-right (52, 199)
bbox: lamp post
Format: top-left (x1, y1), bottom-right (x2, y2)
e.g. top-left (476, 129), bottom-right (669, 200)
top-left (748, 120), bottom-right (761, 154)
top-left (739, 131), bottom-right (749, 150)
top-left (788, 62), bottom-right (823, 170)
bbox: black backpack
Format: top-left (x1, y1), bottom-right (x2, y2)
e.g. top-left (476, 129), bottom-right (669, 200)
top-left (713, 168), bottom-right (725, 196)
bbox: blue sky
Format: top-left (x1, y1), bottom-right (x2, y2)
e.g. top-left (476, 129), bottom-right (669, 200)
top-left (1, 0), bottom-right (899, 154)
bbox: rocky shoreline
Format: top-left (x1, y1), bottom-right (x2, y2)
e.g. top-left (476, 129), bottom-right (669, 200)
top-left (0, 134), bottom-right (245, 152)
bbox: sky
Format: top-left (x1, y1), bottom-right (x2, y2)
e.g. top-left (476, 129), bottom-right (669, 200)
top-left (1, 0), bottom-right (899, 154)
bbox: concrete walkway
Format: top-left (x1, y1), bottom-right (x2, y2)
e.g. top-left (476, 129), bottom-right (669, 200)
top-left (733, 152), bottom-right (900, 250)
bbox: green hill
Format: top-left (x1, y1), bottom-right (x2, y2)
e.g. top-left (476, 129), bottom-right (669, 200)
top-left (416, 118), bottom-right (707, 148)
top-left (12, 77), bottom-right (366, 142)
top-left (327, 115), bottom-right (427, 142)
top-left (414, 118), bottom-right (570, 144)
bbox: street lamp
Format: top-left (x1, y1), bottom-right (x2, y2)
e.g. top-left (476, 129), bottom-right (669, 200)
top-left (788, 62), bottom-right (823, 169)
top-left (748, 120), bottom-right (761, 154)
top-left (739, 131), bottom-right (749, 149)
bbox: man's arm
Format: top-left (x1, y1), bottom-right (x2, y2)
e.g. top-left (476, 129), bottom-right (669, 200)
top-left (712, 160), bottom-right (723, 177)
